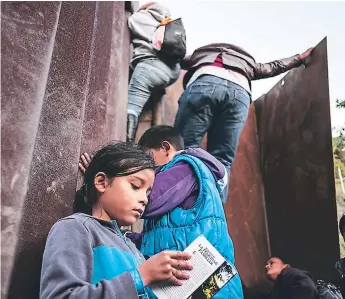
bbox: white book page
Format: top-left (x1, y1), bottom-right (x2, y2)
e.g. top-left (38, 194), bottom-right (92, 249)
top-left (150, 235), bottom-right (225, 299)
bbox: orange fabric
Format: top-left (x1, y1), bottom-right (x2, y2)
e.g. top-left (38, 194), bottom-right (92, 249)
top-left (158, 18), bottom-right (174, 27)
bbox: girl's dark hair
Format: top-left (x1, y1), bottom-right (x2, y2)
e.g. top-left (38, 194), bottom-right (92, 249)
top-left (73, 141), bottom-right (155, 215)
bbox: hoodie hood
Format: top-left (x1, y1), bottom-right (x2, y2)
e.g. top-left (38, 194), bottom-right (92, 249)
top-left (143, 3), bottom-right (171, 22)
top-left (178, 148), bottom-right (228, 192)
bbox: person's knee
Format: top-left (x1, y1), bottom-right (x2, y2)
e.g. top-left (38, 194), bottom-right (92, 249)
top-left (150, 68), bottom-right (171, 89)
top-left (149, 61), bottom-right (180, 89)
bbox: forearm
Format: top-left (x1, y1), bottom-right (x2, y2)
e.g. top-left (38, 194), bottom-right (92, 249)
top-left (253, 54), bottom-right (302, 80)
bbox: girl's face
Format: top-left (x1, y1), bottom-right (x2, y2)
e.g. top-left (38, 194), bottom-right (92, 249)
top-left (94, 168), bottom-right (155, 226)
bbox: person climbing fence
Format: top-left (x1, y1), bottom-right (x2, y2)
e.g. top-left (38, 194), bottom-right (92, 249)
top-left (127, 2), bottom-right (186, 142)
top-left (176, 43), bottom-right (313, 202)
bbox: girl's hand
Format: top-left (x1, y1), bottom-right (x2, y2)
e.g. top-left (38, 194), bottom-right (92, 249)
top-left (79, 153), bottom-right (92, 174)
top-left (138, 251), bottom-right (193, 286)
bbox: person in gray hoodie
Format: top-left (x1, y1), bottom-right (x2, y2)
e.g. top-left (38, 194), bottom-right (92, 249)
top-left (127, 2), bottom-right (181, 142)
top-left (40, 142), bottom-right (192, 299)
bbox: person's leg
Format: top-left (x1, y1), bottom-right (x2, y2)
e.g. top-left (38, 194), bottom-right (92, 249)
top-left (127, 59), bottom-right (180, 142)
top-left (207, 81), bottom-right (250, 203)
top-left (174, 75), bottom-right (224, 148)
top-left (127, 61), bottom-right (152, 142)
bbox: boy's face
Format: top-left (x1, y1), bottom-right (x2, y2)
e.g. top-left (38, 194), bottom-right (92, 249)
top-left (265, 258), bottom-right (288, 281)
top-left (150, 141), bottom-right (177, 166)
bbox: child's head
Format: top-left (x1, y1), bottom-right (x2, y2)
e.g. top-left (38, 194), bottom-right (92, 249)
top-left (265, 257), bottom-right (290, 281)
top-left (138, 125), bottom-right (184, 166)
top-left (74, 142), bottom-right (155, 226)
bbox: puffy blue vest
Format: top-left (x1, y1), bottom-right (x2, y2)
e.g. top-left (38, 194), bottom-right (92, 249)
top-left (141, 154), bottom-right (244, 299)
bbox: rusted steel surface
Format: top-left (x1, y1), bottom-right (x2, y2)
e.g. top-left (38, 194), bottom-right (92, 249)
top-left (225, 104), bottom-right (271, 294)
top-left (255, 38), bottom-right (339, 280)
top-left (80, 2), bottom-right (131, 153)
top-left (1, 2), bottom-right (132, 298)
top-left (1, 2), bottom-right (62, 297)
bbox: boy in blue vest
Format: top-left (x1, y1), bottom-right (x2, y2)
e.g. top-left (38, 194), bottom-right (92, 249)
top-left (79, 125), bottom-right (243, 298)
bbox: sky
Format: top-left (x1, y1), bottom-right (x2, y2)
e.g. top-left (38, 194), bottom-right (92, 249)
top-left (140, 1), bottom-right (345, 132)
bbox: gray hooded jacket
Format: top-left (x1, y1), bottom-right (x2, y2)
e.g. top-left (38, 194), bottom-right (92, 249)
top-left (40, 214), bottom-right (153, 299)
top-left (128, 3), bottom-right (171, 65)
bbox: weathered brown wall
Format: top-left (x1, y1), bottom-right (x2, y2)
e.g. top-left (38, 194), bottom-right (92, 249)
top-left (226, 38), bottom-right (338, 296)
top-left (225, 104), bottom-right (271, 294)
top-left (1, 2), bottom-right (133, 298)
top-left (254, 38), bottom-right (338, 281)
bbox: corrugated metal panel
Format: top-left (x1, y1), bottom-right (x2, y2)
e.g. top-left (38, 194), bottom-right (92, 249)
top-left (1, 2), bottom-right (131, 298)
top-left (225, 104), bottom-right (271, 294)
top-left (254, 38), bottom-right (339, 281)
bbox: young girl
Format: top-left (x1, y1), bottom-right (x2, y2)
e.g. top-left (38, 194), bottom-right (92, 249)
top-left (40, 142), bottom-right (192, 299)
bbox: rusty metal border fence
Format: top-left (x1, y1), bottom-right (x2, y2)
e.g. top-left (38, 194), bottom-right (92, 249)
top-left (1, 2), bottom-right (134, 298)
top-left (1, 2), bottom-right (338, 296)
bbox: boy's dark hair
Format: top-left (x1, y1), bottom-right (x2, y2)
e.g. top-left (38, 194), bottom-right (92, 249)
top-left (138, 125), bottom-right (184, 151)
top-left (73, 141), bottom-right (155, 215)
top-left (340, 213), bottom-right (345, 235)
